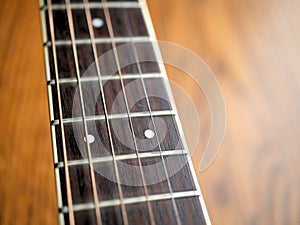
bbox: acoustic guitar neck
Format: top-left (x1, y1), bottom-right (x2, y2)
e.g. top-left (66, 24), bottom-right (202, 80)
top-left (39, 0), bottom-right (211, 224)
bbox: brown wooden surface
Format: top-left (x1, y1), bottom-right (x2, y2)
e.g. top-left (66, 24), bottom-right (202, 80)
top-left (1, 0), bottom-right (300, 224)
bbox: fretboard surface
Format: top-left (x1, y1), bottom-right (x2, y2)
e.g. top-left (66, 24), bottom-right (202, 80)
top-left (40, 0), bottom-right (210, 224)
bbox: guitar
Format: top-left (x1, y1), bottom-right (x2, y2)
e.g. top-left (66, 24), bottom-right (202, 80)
top-left (39, 0), bottom-right (211, 224)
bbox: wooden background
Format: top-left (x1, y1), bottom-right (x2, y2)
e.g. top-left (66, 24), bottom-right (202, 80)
top-left (1, 0), bottom-right (300, 224)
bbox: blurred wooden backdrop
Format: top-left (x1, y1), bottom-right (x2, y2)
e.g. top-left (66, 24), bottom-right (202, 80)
top-left (1, 0), bottom-right (300, 224)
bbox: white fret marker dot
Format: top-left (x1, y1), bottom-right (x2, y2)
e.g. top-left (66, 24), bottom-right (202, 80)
top-left (144, 129), bottom-right (155, 139)
top-left (92, 18), bottom-right (104, 28)
top-left (84, 134), bottom-right (95, 144)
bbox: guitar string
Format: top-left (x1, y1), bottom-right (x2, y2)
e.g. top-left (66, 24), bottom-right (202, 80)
top-left (81, 1), bottom-right (130, 225)
top-left (128, 4), bottom-right (203, 218)
top-left (101, 1), bottom-right (156, 224)
top-left (132, 5), bottom-right (206, 221)
top-left (131, 0), bottom-right (201, 208)
top-left (64, 0), bottom-right (102, 224)
top-left (120, 6), bottom-right (182, 225)
top-left (134, 6), bottom-right (204, 223)
top-left (46, 0), bottom-right (75, 224)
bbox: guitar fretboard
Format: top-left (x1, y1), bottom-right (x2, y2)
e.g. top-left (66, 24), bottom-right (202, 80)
top-left (39, 0), bottom-right (211, 224)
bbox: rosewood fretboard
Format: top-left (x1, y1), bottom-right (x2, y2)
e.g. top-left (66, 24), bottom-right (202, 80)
top-left (39, 0), bottom-right (211, 224)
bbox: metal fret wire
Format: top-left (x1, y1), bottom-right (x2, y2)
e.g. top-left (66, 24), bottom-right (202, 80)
top-left (55, 149), bottom-right (189, 168)
top-left (59, 190), bottom-right (201, 213)
top-left (64, 1), bottom-right (102, 224)
top-left (50, 110), bottom-right (177, 126)
top-left (46, 1), bottom-right (75, 224)
top-left (47, 73), bottom-right (163, 85)
top-left (49, 1), bottom-right (142, 10)
top-left (120, 6), bottom-right (182, 225)
top-left (82, 1), bottom-right (129, 225)
top-left (51, 36), bottom-right (153, 46)
top-left (101, 1), bottom-right (156, 224)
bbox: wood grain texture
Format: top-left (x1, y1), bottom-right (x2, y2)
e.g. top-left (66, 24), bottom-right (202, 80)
top-left (147, 0), bottom-right (300, 225)
top-left (1, 0), bottom-right (300, 224)
top-left (0, 0), bottom-right (57, 224)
